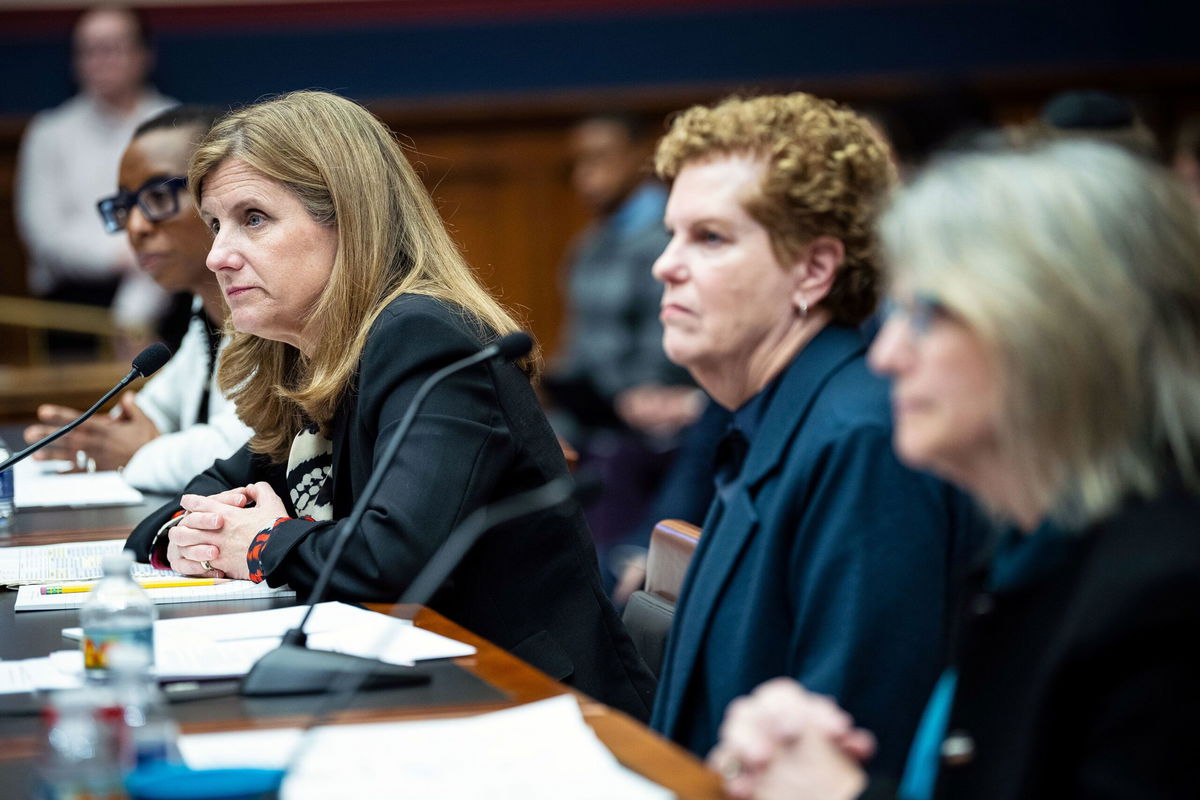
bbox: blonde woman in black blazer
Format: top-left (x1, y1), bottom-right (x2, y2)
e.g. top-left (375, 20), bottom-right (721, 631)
top-left (126, 91), bottom-right (656, 719)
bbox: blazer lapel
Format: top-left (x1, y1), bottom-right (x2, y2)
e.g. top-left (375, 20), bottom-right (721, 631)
top-left (656, 487), bottom-right (760, 736)
top-left (330, 403), bottom-right (353, 518)
top-left (741, 325), bottom-right (867, 490)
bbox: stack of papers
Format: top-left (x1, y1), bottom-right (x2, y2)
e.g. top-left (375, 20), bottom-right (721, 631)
top-left (179, 694), bottom-right (672, 799)
top-left (0, 539), bottom-right (172, 586)
top-left (1, 538), bottom-right (295, 610)
top-left (12, 458), bottom-right (143, 509)
top-left (15, 580), bottom-right (293, 611)
top-left (0, 602), bottom-right (476, 692)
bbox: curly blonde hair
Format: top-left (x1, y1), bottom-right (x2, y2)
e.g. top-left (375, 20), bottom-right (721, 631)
top-left (655, 93), bottom-right (896, 324)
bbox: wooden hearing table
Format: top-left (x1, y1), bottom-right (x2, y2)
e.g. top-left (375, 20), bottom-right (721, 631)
top-left (0, 513), bottom-right (722, 798)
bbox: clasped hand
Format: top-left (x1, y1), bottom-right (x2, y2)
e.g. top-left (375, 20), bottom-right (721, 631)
top-left (166, 482), bottom-right (288, 581)
top-left (708, 678), bottom-right (875, 800)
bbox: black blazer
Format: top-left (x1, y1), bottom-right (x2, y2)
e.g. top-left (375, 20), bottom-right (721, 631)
top-left (864, 487), bottom-right (1200, 799)
top-left (127, 294), bottom-right (657, 719)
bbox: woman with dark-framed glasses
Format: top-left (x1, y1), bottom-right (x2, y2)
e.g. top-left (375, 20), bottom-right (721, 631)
top-left (23, 105), bottom-right (252, 492)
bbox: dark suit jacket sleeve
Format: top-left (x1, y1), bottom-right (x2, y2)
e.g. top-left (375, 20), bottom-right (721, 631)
top-left (1074, 643), bottom-right (1198, 797)
top-left (125, 444), bottom-right (278, 561)
top-left (252, 303), bottom-right (516, 601)
top-left (786, 422), bottom-right (952, 776)
top-left (1055, 553), bottom-right (1200, 798)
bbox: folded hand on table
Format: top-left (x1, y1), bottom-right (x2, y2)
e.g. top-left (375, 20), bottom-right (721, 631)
top-left (167, 483), bottom-right (289, 581)
top-left (708, 677), bottom-right (873, 800)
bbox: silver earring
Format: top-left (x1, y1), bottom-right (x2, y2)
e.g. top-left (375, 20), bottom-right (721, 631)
top-left (799, 300), bottom-right (809, 319)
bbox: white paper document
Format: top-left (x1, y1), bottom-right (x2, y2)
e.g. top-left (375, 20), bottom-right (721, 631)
top-left (12, 458), bottom-right (143, 509)
top-left (0, 539), bottom-right (173, 586)
top-left (0, 654), bottom-right (82, 694)
top-left (60, 602), bottom-right (475, 680)
top-left (179, 694), bottom-right (673, 799)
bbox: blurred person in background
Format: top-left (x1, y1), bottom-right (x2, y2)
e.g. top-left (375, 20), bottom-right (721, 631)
top-left (15, 5), bottom-right (174, 358)
top-left (857, 87), bottom-right (996, 178)
top-left (1170, 114), bottom-right (1200, 205)
top-left (710, 141), bottom-right (1200, 800)
top-left (648, 93), bottom-right (987, 775)
top-left (126, 92), bottom-right (657, 718)
top-left (23, 105), bottom-right (252, 493)
top-left (1024, 88), bottom-right (1158, 159)
top-left (544, 112), bottom-right (702, 576)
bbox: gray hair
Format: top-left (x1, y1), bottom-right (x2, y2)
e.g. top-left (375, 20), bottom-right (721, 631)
top-left (881, 140), bottom-right (1200, 528)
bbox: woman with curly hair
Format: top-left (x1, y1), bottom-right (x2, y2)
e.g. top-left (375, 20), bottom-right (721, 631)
top-left (648, 93), bottom-right (985, 772)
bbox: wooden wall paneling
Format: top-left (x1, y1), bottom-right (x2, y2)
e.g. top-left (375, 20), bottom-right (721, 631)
top-left (405, 124), bottom-right (590, 361)
top-left (0, 121), bottom-right (34, 365)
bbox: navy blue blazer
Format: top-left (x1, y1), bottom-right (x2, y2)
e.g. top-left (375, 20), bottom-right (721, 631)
top-left (650, 325), bottom-right (986, 774)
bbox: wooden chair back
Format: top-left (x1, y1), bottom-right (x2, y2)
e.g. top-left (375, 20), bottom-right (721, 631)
top-left (621, 518), bottom-right (701, 676)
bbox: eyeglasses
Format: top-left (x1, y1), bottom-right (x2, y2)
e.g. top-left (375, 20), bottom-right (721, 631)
top-left (97, 176), bottom-right (188, 233)
top-left (879, 292), bottom-right (950, 337)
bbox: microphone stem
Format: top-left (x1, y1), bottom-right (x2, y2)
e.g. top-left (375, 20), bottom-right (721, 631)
top-left (0, 368), bottom-right (138, 473)
top-left (398, 475), bottom-right (574, 605)
top-left (292, 343), bottom-right (500, 635)
top-left (283, 472), bottom-right (577, 776)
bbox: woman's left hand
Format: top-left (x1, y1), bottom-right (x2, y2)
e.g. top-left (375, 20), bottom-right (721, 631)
top-left (168, 483), bottom-right (290, 581)
top-left (709, 678), bottom-right (874, 800)
top-left (753, 723), bottom-right (869, 800)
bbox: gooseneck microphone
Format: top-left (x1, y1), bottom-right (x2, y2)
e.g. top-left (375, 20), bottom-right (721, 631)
top-left (399, 471), bottom-right (598, 605)
top-left (0, 342), bottom-right (172, 473)
top-left (276, 471), bottom-right (598, 776)
top-left (239, 331), bottom-right (534, 696)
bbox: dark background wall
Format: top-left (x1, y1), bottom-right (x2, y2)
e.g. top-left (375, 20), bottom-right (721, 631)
top-left (2, 0), bottom-right (1197, 361)
top-left (2, 0), bottom-right (1196, 117)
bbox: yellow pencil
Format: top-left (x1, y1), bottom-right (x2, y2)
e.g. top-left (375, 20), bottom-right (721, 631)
top-left (40, 579), bottom-right (229, 595)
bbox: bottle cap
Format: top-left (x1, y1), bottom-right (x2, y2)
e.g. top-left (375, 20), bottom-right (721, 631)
top-left (101, 550), bottom-right (136, 574)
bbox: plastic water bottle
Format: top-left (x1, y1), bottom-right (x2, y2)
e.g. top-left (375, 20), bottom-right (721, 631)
top-left (0, 435), bottom-right (15, 531)
top-left (80, 552), bottom-right (157, 682)
top-left (108, 644), bottom-right (180, 769)
top-left (36, 687), bottom-right (124, 800)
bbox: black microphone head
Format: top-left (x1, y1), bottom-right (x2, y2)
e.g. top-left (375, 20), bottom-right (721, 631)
top-left (495, 331), bottom-right (533, 361)
top-left (132, 342), bottom-right (173, 377)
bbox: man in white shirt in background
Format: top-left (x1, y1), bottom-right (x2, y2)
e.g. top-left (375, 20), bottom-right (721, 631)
top-left (15, 5), bottom-right (174, 353)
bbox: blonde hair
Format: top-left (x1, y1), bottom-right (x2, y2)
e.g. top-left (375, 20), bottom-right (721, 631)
top-left (881, 141), bottom-right (1200, 528)
top-left (189, 91), bottom-right (533, 462)
top-left (655, 93), bottom-right (897, 324)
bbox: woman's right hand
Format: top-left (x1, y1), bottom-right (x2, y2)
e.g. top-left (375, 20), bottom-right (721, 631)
top-left (708, 678), bottom-right (875, 799)
top-left (165, 488), bottom-right (252, 577)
